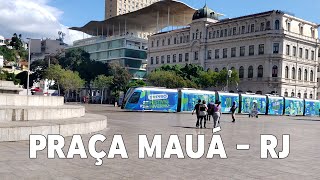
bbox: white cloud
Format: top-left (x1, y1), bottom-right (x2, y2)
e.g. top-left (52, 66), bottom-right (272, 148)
top-left (0, 0), bottom-right (84, 45)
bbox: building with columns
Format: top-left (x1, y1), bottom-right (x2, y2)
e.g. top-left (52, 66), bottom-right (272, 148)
top-left (147, 5), bottom-right (320, 99)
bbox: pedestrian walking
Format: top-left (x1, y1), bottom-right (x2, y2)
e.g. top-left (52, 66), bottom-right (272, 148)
top-left (197, 100), bottom-right (208, 128)
top-left (231, 102), bottom-right (237, 123)
top-left (212, 101), bottom-right (221, 128)
top-left (192, 99), bottom-right (202, 128)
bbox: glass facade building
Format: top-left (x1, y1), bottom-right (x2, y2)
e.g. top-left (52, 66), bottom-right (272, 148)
top-left (68, 36), bottom-right (148, 79)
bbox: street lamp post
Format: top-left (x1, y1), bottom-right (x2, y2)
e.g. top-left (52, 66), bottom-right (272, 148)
top-left (226, 69), bottom-right (232, 92)
top-left (27, 38), bottom-right (31, 96)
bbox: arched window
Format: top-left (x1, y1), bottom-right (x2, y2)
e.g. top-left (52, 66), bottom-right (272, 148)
top-left (291, 92), bottom-right (295, 97)
top-left (298, 93), bottom-right (301, 98)
top-left (258, 65), bottom-right (263, 78)
top-left (284, 92), bottom-right (288, 97)
top-left (196, 29), bottom-right (199, 39)
top-left (272, 65), bottom-right (278, 77)
top-left (304, 93), bottom-right (307, 98)
top-left (310, 94), bottom-right (313, 99)
top-left (292, 67), bottom-right (296, 79)
top-left (298, 68), bottom-right (302, 80)
top-left (248, 66), bottom-right (253, 78)
top-left (215, 68), bottom-right (219, 72)
top-left (266, 21), bottom-right (271, 30)
top-left (275, 20), bottom-right (280, 30)
top-left (239, 66), bottom-right (244, 78)
top-left (222, 67), bottom-right (227, 71)
top-left (304, 69), bottom-right (308, 81)
top-left (285, 66), bottom-right (289, 78)
top-left (310, 70), bottom-right (314, 82)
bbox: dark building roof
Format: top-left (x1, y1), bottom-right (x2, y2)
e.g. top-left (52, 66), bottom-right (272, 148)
top-left (192, 4), bottom-right (220, 21)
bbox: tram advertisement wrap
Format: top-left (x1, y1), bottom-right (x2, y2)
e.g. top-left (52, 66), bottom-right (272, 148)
top-left (180, 91), bottom-right (215, 112)
top-left (142, 90), bottom-right (178, 112)
top-left (218, 93), bottom-right (239, 113)
top-left (304, 99), bottom-right (320, 116)
top-left (241, 94), bottom-right (267, 114)
top-left (267, 97), bottom-right (284, 115)
top-left (284, 98), bottom-right (304, 116)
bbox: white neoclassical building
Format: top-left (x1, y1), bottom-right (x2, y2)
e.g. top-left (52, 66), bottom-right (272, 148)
top-left (147, 5), bottom-right (320, 99)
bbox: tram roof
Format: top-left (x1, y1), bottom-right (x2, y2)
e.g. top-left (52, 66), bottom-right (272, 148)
top-left (70, 0), bottom-right (196, 36)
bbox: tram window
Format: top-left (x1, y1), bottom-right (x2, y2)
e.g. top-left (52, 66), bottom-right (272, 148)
top-left (128, 92), bottom-right (141, 104)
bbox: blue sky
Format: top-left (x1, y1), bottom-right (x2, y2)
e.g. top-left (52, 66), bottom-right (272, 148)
top-left (49, 0), bottom-right (320, 27)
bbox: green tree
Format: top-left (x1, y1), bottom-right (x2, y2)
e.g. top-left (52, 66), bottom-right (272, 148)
top-left (93, 75), bottom-right (113, 104)
top-left (216, 69), bottom-right (240, 90)
top-left (0, 46), bottom-right (16, 62)
top-left (109, 62), bottom-right (131, 94)
top-left (44, 65), bottom-right (64, 95)
top-left (147, 70), bottom-right (195, 88)
top-left (60, 70), bottom-right (85, 101)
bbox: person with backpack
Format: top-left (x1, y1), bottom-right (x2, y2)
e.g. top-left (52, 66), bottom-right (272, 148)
top-left (230, 102), bottom-right (237, 123)
top-left (192, 99), bottom-right (202, 128)
top-left (197, 100), bottom-right (208, 128)
top-left (212, 101), bottom-right (221, 128)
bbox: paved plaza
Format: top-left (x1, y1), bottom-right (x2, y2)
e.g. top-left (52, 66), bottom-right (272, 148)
top-left (0, 104), bottom-right (320, 179)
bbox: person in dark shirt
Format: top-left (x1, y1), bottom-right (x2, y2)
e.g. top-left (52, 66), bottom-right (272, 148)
top-left (192, 99), bottom-right (202, 128)
top-left (230, 102), bottom-right (238, 122)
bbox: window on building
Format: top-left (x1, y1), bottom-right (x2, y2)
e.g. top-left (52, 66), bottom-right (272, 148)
top-left (220, 30), bottom-right (224, 37)
top-left (185, 53), bottom-right (189, 62)
top-left (298, 93), bottom-right (301, 98)
top-left (287, 22), bottom-right (291, 31)
top-left (260, 22), bottom-right (265, 31)
top-left (162, 39), bottom-right (165, 46)
top-left (291, 92), bottom-right (295, 97)
top-left (273, 43), bottom-right (279, 54)
top-left (258, 65), bottom-right (263, 78)
top-left (304, 93), bottom-right (307, 98)
top-left (239, 66), bottom-right (244, 78)
top-left (286, 45), bottom-right (290, 56)
top-left (200, 32), bottom-right (202, 39)
top-left (284, 92), bottom-right (288, 97)
top-left (209, 32), bottom-right (212, 39)
top-left (305, 49), bottom-right (309, 59)
top-left (156, 56), bottom-right (159, 64)
top-left (161, 56), bottom-right (164, 64)
top-left (259, 44), bottom-right (264, 55)
top-left (298, 68), bottom-right (302, 80)
top-left (192, 33), bottom-right (195, 40)
top-left (194, 51), bottom-right (198, 60)
top-left (180, 36), bottom-right (183, 43)
top-left (207, 50), bottom-right (212, 59)
top-left (299, 48), bottom-right (303, 58)
top-left (179, 54), bottom-right (182, 62)
top-left (156, 40), bottom-right (159, 47)
top-left (248, 66), bottom-right (253, 78)
top-left (300, 26), bottom-right (303, 35)
top-left (293, 46), bottom-right (297, 57)
top-left (266, 21), bottom-right (271, 30)
top-left (249, 45), bottom-right (254, 56)
top-left (231, 47), bottom-right (236, 57)
top-left (285, 66), bottom-right (289, 78)
top-left (167, 38), bottom-right (171, 45)
top-left (233, 27), bottom-right (237, 35)
top-left (215, 68), bottom-right (219, 72)
top-left (304, 69), bottom-right (308, 81)
top-left (311, 29), bottom-right (315, 38)
top-left (292, 67), bottom-right (296, 79)
top-left (311, 50), bottom-right (315, 60)
top-left (215, 49), bottom-right (220, 59)
top-left (174, 37), bottom-right (177, 44)
top-left (212, 31), bottom-right (216, 38)
top-left (173, 54), bottom-right (176, 62)
top-left (151, 41), bottom-right (154, 47)
top-left (272, 66), bottom-right (278, 77)
top-left (151, 57), bottom-right (154, 64)
top-left (241, 26), bottom-right (245, 34)
top-left (223, 48), bottom-right (227, 58)
top-left (310, 70), bottom-right (314, 82)
top-left (216, 30), bottom-right (220, 38)
top-left (275, 20), bottom-right (280, 30)
top-left (167, 55), bottom-right (170, 63)
top-left (251, 24), bottom-right (255, 32)
top-left (240, 46), bottom-right (245, 56)
top-left (196, 29), bottom-right (199, 39)
top-left (224, 29), bottom-right (227, 37)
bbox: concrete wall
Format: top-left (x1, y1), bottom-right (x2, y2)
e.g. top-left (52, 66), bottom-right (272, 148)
top-left (0, 94), bottom-right (64, 107)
